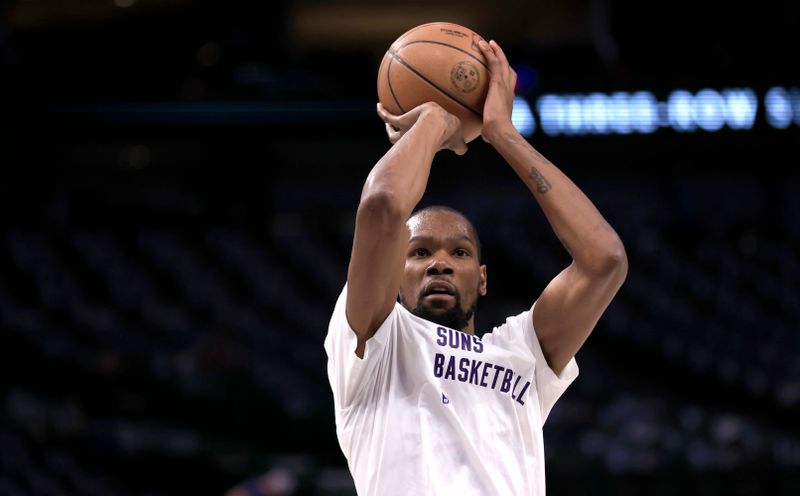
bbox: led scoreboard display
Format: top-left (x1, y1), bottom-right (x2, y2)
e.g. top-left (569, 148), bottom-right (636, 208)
top-left (510, 86), bottom-right (800, 137)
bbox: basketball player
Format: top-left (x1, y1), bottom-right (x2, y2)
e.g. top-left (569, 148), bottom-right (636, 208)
top-left (324, 39), bottom-right (627, 495)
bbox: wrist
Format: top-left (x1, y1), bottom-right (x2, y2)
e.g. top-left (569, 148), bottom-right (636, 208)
top-left (484, 123), bottom-right (520, 146)
top-left (416, 105), bottom-right (454, 148)
top-left (417, 102), bottom-right (448, 125)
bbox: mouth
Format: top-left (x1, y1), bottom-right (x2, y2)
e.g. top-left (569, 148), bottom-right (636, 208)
top-left (422, 281), bottom-right (457, 302)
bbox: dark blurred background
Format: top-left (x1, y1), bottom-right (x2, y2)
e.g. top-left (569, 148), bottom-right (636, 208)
top-left (1, 0), bottom-right (799, 495)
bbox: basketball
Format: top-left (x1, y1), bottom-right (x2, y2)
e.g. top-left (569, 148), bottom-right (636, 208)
top-left (377, 22), bottom-right (490, 142)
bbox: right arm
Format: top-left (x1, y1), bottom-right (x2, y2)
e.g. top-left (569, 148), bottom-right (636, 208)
top-left (347, 102), bottom-right (465, 357)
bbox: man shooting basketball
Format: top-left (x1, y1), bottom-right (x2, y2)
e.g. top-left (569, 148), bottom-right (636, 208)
top-left (324, 38), bottom-right (627, 495)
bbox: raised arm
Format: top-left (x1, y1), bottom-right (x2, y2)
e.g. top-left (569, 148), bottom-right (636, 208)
top-left (478, 39), bottom-right (628, 374)
top-left (347, 103), bottom-right (465, 357)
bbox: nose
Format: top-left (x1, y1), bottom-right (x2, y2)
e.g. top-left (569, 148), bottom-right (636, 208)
top-left (426, 254), bottom-right (453, 275)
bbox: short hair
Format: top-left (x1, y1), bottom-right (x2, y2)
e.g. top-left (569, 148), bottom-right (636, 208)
top-left (408, 205), bottom-right (483, 263)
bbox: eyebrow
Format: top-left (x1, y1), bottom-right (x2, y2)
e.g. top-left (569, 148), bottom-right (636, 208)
top-left (408, 235), bottom-right (475, 245)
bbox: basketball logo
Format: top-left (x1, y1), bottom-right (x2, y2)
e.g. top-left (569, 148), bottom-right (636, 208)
top-left (470, 33), bottom-right (483, 52)
top-left (450, 61), bottom-right (480, 93)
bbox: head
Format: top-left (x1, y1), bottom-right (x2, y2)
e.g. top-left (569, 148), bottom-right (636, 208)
top-left (398, 206), bottom-right (487, 333)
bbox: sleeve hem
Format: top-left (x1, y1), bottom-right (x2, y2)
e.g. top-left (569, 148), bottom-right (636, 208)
top-left (527, 302), bottom-right (580, 382)
top-left (326, 284), bottom-right (396, 409)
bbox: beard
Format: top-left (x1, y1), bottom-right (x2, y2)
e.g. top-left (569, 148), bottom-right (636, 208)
top-left (405, 289), bottom-right (477, 331)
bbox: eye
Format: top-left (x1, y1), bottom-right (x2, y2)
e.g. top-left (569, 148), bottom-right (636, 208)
top-left (413, 248), bottom-right (429, 257)
top-left (454, 248), bottom-right (469, 257)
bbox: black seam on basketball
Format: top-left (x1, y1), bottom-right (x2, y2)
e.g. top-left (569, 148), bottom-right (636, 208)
top-left (386, 56), bottom-right (406, 114)
top-left (388, 49), bottom-right (483, 118)
top-left (394, 22), bottom-right (441, 45)
top-left (397, 40), bottom-right (489, 70)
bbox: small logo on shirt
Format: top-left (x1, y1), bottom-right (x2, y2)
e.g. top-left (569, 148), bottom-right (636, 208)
top-left (441, 393), bottom-right (450, 405)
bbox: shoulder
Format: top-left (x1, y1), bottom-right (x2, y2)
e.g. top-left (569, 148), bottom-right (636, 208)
top-left (482, 307), bottom-right (533, 348)
top-left (489, 307), bottom-right (534, 333)
top-left (328, 284), bottom-right (425, 348)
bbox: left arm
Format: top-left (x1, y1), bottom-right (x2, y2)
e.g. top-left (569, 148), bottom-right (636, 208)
top-left (478, 40), bottom-right (628, 374)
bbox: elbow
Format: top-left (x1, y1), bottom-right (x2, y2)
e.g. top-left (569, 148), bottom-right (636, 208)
top-left (585, 237), bottom-right (628, 284)
top-left (607, 244), bottom-right (628, 282)
top-left (601, 241), bottom-right (628, 285)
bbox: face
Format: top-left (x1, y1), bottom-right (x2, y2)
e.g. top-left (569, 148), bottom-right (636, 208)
top-left (398, 210), bottom-right (487, 332)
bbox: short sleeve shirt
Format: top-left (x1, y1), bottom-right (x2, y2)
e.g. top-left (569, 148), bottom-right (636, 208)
top-left (324, 284), bottom-right (578, 496)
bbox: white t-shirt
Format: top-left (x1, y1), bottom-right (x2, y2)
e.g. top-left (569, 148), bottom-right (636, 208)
top-left (324, 284), bottom-right (578, 496)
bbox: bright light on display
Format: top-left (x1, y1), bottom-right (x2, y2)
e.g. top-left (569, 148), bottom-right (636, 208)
top-left (511, 96), bottom-right (535, 137)
top-left (724, 89), bottom-right (758, 130)
top-left (765, 87), bottom-right (792, 129)
top-left (510, 86), bottom-right (793, 136)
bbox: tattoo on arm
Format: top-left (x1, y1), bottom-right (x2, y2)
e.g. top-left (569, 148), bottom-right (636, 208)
top-left (502, 131), bottom-right (553, 193)
top-left (529, 166), bottom-right (551, 193)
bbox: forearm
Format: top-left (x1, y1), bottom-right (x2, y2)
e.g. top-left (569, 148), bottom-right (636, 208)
top-left (361, 110), bottom-right (450, 215)
top-left (476, 39), bottom-right (625, 372)
top-left (492, 128), bottom-right (625, 272)
top-left (346, 106), bottom-right (458, 342)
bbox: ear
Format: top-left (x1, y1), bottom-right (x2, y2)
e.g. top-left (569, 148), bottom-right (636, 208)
top-left (479, 264), bottom-right (487, 296)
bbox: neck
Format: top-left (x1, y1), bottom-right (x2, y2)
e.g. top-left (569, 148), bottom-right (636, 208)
top-left (462, 316), bottom-right (475, 334)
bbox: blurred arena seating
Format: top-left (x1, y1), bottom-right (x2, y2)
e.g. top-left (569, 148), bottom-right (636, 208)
top-left (1, 171), bottom-right (799, 495)
top-left (2, 0), bottom-right (800, 494)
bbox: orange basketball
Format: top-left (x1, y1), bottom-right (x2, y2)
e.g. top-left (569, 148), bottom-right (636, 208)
top-left (377, 22), bottom-right (489, 142)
